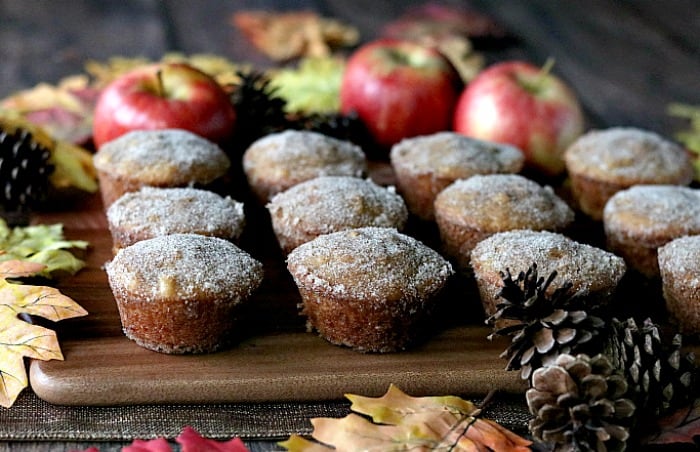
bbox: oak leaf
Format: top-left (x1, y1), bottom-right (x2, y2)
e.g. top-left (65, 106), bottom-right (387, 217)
top-left (0, 259), bottom-right (87, 408)
top-left (279, 384), bottom-right (531, 451)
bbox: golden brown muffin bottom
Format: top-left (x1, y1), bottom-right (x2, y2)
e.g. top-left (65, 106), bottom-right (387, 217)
top-left (393, 167), bottom-right (453, 222)
top-left (660, 266), bottom-right (700, 336)
top-left (568, 171), bottom-right (627, 221)
top-left (434, 216), bottom-right (489, 273)
top-left (606, 232), bottom-right (661, 278)
top-left (298, 287), bottom-right (433, 353)
top-left (114, 292), bottom-right (241, 354)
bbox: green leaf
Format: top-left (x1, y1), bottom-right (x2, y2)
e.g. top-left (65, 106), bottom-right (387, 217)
top-left (0, 219), bottom-right (88, 277)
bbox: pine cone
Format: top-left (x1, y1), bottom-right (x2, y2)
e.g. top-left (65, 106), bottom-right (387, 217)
top-left (606, 317), bottom-right (696, 416)
top-left (527, 353), bottom-right (635, 452)
top-left (0, 127), bottom-right (54, 213)
top-left (487, 263), bottom-right (607, 380)
top-left (291, 111), bottom-right (375, 151)
top-left (229, 70), bottom-right (290, 151)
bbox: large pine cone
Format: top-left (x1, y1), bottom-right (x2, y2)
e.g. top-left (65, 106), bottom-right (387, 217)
top-left (488, 263), bottom-right (607, 380)
top-left (606, 317), bottom-right (696, 416)
top-left (527, 353), bottom-right (635, 452)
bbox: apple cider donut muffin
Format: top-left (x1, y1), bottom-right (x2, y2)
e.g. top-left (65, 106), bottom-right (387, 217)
top-left (603, 185), bottom-right (700, 278)
top-left (106, 186), bottom-right (245, 253)
top-left (242, 130), bottom-right (367, 203)
top-left (470, 230), bottom-right (626, 317)
top-left (93, 128), bottom-right (231, 207)
top-left (435, 174), bottom-right (574, 271)
top-left (105, 233), bottom-right (264, 354)
top-left (389, 132), bottom-right (524, 221)
top-left (267, 176), bottom-right (408, 254)
top-left (563, 127), bottom-right (693, 220)
top-left (286, 227), bottom-right (454, 353)
top-left (658, 235), bottom-right (700, 335)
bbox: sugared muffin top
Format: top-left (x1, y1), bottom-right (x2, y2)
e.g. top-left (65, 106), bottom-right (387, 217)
top-left (93, 129), bottom-right (231, 185)
top-left (107, 187), bottom-right (245, 245)
top-left (470, 229), bottom-right (626, 296)
top-left (658, 235), bottom-right (700, 283)
top-left (242, 130), bottom-right (367, 201)
top-left (390, 132), bottom-right (524, 178)
top-left (563, 127), bottom-right (693, 185)
top-left (287, 227), bottom-right (453, 303)
top-left (267, 176), bottom-right (408, 237)
top-left (603, 185), bottom-right (700, 244)
top-left (106, 233), bottom-right (263, 302)
top-left (434, 174), bottom-right (574, 232)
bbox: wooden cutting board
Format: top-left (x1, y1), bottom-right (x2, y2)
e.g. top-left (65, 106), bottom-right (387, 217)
top-left (28, 182), bottom-right (526, 406)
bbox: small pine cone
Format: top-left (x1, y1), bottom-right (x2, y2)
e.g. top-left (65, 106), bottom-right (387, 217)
top-left (229, 70), bottom-right (290, 151)
top-left (527, 353), bottom-right (636, 452)
top-left (292, 111), bottom-right (374, 150)
top-left (607, 317), bottom-right (696, 416)
top-left (0, 127), bottom-right (54, 213)
top-left (488, 263), bottom-right (607, 380)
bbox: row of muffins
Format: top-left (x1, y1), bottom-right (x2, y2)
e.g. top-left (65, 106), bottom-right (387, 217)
top-left (94, 125), bottom-right (699, 356)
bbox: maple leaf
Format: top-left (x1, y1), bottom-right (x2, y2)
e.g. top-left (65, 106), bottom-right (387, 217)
top-left (642, 397), bottom-right (700, 446)
top-left (176, 426), bottom-right (250, 452)
top-left (279, 384), bottom-right (532, 451)
top-left (0, 259), bottom-right (88, 408)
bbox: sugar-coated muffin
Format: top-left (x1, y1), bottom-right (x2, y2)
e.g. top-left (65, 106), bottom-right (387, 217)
top-left (563, 127), bottom-right (693, 220)
top-left (286, 227), bottom-right (454, 353)
top-left (105, 233), bottom-right (264, 354)
top-left (390, 132), bottom-right (524, 220)
top-left (470, 230), bottom-right (626, 317)
top-left (106, 186), bottom-right (245, 253)
top-left (603, 185), bottom-right (700, 278)
top-left (435, 174), bottom-right (574, 271)
top-left (658, 235), bottom-right (700, 335)
top-left (267, 176), bottom-right (408, 254)
top-left (93, 129), bottom-right (231, 207)
top-left (242, 130), bottom-right (367, 203)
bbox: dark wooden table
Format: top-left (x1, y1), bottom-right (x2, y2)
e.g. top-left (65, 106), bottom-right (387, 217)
top-left (1, 1), bottom-right (699, 450)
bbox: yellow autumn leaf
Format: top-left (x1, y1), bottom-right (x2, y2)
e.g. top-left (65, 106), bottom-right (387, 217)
top-left (0, 259), bottom-right (88, 408)
top-left (281, 385), bottom-right (532, 451)
top-left (277, 434), bottom-right (334, 452)
top-left (347, 383), bottom-right (479, 424)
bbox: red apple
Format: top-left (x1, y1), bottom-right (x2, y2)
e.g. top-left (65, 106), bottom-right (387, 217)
top-left (92, 62), bottom-right (236, 149)
top-left (340, 38), bottom-right (461, 150)
top-left (453, 60), bottom-right (584, 176)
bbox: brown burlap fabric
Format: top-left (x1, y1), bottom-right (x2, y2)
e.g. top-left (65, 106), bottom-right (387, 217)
top-left (0, 389), bottom-right (531, 442)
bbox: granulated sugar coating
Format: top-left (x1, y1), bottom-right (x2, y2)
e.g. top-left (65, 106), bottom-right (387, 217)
top-left (604, 185), bottom-right (700, 242)
top-left (470, 230), bottom-right (626, 315)
top-left (390, 131), bottom-right (524, 177)
top-left (243, 130), bottom-right (367, 202)
top-left (287, 227), bottom-right (453, 302)
top-left (389, 132), bottom-right (525, 221)
top-left (106, 233), bottom-right (263, 303)
top-left (267, 176), bottom-right (408, 253)
top-left (105, 233), bottom-right (264, 354)
top-left (93, 129), bottom-right (231, 185)
top-left (435, 174), bottom-right (574, 231)
top-left (658, 235), bottom-right (700, 335)
top-left (564, 127), bottom-right (693, 184)
top-left (107, 186), bottom-right (245, 249)
top-left (286, 227), bottom-right (454, 352)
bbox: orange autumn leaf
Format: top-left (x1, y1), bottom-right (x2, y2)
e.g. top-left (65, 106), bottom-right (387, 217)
top-left (0, 259), bottom-right (88, 408)
top-left (280, 384), bottom-right (532, 451)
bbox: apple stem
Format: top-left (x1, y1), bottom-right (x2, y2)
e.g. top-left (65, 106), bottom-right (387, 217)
top-left (533, 57), bottom-right (556, 89)
top-left (155, 69), bottom-right (165, 97)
